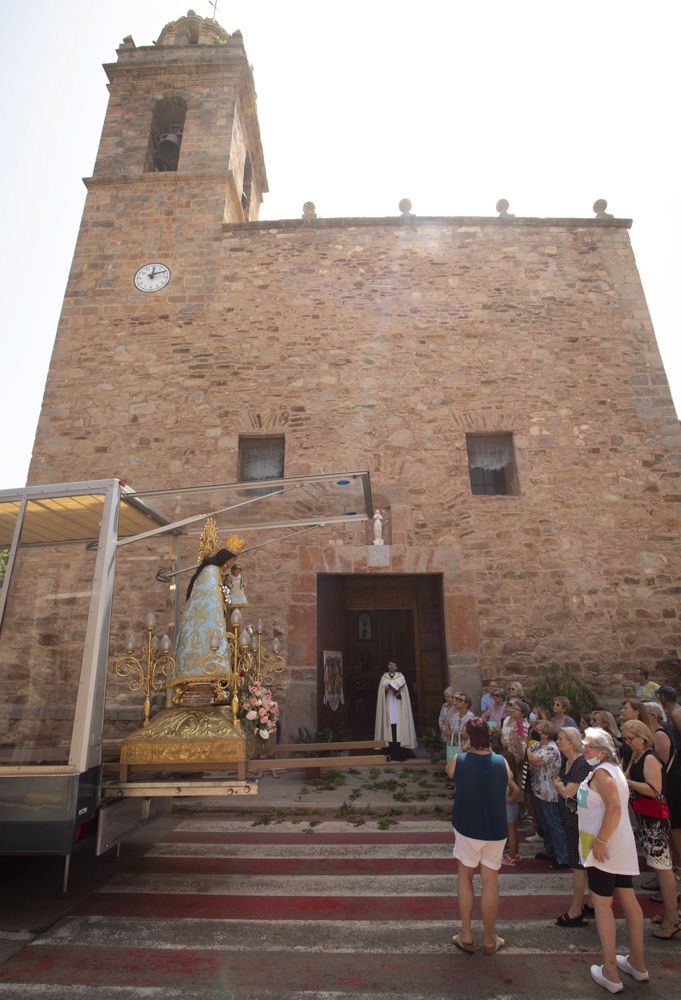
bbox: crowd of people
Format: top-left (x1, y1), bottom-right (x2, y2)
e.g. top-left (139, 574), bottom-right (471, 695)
top-left (439, 678), bottom-right (681, 993)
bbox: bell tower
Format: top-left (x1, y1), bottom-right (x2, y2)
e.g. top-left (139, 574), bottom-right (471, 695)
top-left (92, 10), bottom-right (267, 220)
top-left (27, 11), bottom-right (268, 486)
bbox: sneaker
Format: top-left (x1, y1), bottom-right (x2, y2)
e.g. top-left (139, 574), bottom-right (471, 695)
top-left (590, 965), bottom-right (623, 994)
top-left (616, 955), bottom-right (649, 983)
top-left (525, 833), bottom-right (543, 843)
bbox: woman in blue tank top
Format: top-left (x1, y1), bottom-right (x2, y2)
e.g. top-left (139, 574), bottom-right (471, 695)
top-left (446, 716), bottom-right (516, 956)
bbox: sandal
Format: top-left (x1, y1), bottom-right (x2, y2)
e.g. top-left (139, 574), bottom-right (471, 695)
top-left (556, 912), bottom-right (587, 927)
top-left (483, 934), bottom-right (505, 955)
top-left (653, 923), bottom-right (681, 940)
top-left (452, 934), bottom-right (476, 954)
top-left (502, 853), bottom-right (517, 867)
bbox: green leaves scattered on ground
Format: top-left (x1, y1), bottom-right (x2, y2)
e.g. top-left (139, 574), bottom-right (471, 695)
top-left (251, 813), bottom-right (275, 826)
top-left (303, 770), bottom-right (347, 790)
top-left (377, 817), bottom-right (397, 830)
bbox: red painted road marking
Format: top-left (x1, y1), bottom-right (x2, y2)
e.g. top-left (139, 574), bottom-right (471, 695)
top-left (135, 857), bottom-right (555, 876)
top-left (74, 892), bottom-right (661, 921)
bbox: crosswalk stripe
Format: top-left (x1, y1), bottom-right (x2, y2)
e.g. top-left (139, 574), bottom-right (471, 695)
top-left (98, 871), bottom-right (574, 896)
top-left (149, 842), bottom-right (453, 858)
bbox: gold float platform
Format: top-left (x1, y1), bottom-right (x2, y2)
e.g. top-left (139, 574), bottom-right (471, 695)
top-left (119, 706), bottom-right (253, 781)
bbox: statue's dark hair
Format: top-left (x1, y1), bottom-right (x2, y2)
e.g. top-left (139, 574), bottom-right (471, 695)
top-left (185, 548), bottom-right (235, 601)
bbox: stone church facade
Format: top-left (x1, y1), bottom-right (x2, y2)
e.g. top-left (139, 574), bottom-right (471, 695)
top-left (25, 12), bottom-right (681, 737)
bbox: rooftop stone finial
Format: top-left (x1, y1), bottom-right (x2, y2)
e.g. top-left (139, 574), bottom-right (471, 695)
top-left (398, 198), bottom-right (413, 218)
top-left (593, 199), bottom-right (613, 219)
top-left (496, 198), bottom-right (515, 219)
top-left (156, 10), bottom-right (230, 46)
top-left (302, 202), bottom-right (317, 221)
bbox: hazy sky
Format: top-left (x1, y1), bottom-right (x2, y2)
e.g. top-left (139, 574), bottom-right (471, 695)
top-left (1, 1), bottom-right (679, 490)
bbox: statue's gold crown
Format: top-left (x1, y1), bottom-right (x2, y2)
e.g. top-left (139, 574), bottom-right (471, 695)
top-left (225, 533), bottom-right (247, 556)
top-left (197, 519), bottom-right (247, 562)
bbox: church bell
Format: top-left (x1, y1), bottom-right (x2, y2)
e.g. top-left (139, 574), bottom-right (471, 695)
top-left (157, 131), bottom-right (181, 167)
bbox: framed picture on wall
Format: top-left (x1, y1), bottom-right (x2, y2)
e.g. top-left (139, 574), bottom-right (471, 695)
top-left (357, 612), bottom-right (372, 641)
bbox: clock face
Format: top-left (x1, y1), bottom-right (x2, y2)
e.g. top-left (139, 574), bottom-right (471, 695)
top-left (134, 263), bottom-right (171, 292)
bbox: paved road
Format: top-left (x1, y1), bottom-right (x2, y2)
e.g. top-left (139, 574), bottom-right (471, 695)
top-left (0, 811), bottom-right (678, 999)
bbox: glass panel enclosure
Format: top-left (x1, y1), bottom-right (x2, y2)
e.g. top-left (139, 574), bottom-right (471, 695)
top-left (0, 473), bottom-right (372, 765)
top-left (0, 505), bottom-right (100, 765)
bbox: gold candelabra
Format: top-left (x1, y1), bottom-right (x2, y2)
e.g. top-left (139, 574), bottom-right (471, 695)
top-left (114, 613), bottom-right (177, 726)
top-left (201, 609), bottom-right (286, 723)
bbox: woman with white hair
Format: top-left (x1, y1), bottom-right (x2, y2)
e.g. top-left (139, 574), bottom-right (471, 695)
top-left (577, 727), bottom-right (647, 993)
top-left (439, 688), bottom-right (455, 743)
top-left (553, 727), bottom-right (591, 926)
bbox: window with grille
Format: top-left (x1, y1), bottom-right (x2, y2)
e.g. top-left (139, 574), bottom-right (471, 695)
top-left (238, 436), bottom-right (285, 482)
top-left (466, 433), bottom-right (519, 496)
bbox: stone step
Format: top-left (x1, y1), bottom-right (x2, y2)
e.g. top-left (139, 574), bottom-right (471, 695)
top-left (0, 816), bottom-right (674, 1000)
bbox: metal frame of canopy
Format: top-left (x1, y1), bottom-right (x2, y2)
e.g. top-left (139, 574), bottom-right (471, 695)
top-left (0, 472), bottom-right (373, 880)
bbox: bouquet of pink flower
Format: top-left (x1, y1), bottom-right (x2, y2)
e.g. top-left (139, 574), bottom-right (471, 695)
top-left (238, 682), bottom-right (279, 740)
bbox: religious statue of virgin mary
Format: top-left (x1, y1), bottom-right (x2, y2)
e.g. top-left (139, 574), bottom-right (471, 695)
top-left (173, 519), bottom-right (247, 690)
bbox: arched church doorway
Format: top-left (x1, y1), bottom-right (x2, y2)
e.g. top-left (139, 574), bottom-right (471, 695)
top-left (316, 574), bottom-right (447, 740)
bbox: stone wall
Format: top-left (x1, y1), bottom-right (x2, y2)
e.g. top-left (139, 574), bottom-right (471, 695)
top-left (26, 210), bottom-right (681, 734)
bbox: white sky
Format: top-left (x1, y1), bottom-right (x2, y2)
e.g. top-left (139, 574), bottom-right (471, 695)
top-left (1, 0), bottom-right (679, 490)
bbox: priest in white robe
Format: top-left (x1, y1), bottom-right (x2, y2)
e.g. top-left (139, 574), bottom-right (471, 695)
top-left (374, 661), bottom-right (417, 760)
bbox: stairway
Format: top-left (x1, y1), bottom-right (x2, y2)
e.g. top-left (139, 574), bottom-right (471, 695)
top-left (0, 817), bottom-right (677, 998)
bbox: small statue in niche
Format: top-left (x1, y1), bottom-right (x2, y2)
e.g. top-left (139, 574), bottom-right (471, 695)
top-left (225, 564), bottom-right (248, 606)
top-left (211, 678), bottom-right (231, 705)
top-left (171, 681), bottom-right (188, 705)
top-left (372, 509), bottom-right (384, 546)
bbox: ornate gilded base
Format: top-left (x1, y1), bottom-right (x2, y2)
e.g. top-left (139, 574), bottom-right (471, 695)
top-left (119, 706), bottom-right (257, 780)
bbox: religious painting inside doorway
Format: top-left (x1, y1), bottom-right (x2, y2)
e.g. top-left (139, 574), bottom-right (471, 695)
top-left (322, 650), bottom-right (344, 712)
top-left (316, 574), bottom-right (447, 739)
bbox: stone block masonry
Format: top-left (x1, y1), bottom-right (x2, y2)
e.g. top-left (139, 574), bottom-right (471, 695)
top-left (27, 213), bottom-right (681, 729)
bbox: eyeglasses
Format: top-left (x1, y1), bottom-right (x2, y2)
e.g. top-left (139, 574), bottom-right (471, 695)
top-left (453, 697), bottom-right (465, 702)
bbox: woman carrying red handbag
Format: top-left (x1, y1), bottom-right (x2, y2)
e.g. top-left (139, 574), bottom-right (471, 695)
top-left (622, 719), bottom-right (680, 939)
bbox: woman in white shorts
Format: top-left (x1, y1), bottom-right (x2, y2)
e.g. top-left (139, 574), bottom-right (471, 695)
top-left (446, 716), bottom-right (516, 956)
